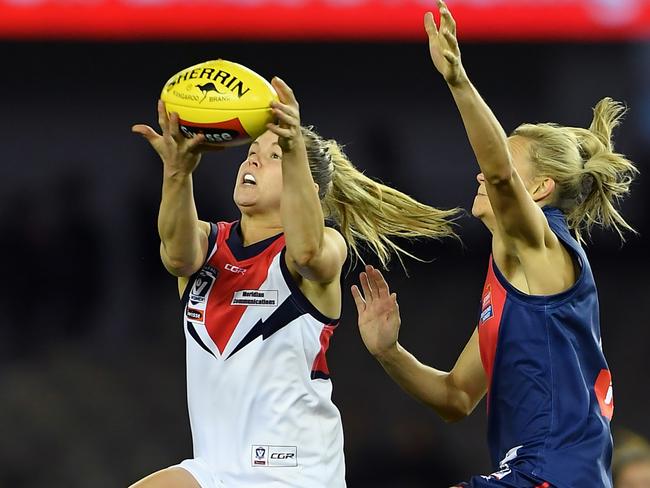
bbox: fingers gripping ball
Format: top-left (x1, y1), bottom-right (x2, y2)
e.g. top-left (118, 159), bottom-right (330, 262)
top-left (161, 59), bottom-right (278, 147)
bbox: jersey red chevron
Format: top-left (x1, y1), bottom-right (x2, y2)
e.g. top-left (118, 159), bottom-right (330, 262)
top-left (204, 222), bottom-right (286, 354)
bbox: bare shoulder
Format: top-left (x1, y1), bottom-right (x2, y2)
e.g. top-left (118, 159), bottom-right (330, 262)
top-left (494, 225), bottom-right (577, 296)
top-left (323, 226), bottom-right (348, 257)
top-left (198, 220), bottom-right (211, 238)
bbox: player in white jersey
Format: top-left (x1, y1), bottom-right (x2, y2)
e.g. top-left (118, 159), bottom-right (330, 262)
top-left (130, 76), bottom-right (459, 488)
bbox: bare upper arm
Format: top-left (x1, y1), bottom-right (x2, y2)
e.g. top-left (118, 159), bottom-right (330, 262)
top-left (197, 220), bottom-right (211, 250)
top-left (285, 227), bottom-right (348, 284)
top-left (486, 169), bottom-right (549, 253)
top-left (160, 220), bottom-right (211, 278)
top-left (447, 328), bottom-right (487, 416)
top-left (173, 221), bottom-right (211, 298)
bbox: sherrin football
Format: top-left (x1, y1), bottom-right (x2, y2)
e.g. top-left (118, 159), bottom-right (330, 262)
top-left (161, 59), bottom-right (278, 147)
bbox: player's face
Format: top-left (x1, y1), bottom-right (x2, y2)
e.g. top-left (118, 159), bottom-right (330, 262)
top-left (471, 135), bottom-right (537, 227)
top-left (233, 130), bottom-right (284, 213)
top-left (617, 460), bottom-right (650, 488)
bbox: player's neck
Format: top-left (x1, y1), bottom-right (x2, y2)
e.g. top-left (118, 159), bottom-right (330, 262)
top-left (239, 214), bottom-right (283, 246)
top-left (480, 214), bottom-right (497, 235)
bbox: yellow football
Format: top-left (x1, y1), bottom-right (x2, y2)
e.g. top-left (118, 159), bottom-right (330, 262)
top-left (160, 59), bottom-right (278, 147)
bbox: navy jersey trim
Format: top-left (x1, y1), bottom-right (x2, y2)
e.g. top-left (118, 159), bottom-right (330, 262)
top-left (206, 222), bottom-right (218, 257)
top-left (227, 296), bottom-right (306, 359)
top-left (311, 371), bottom-right (331, 380)
top-left (491, 208), bottom-right (586, 308)
top-left (187, 321), bottom-right (216, 357)
top-left (226, 221), bottom-right (283, 261)
top-left (279, 247), bottom-right (340, 324)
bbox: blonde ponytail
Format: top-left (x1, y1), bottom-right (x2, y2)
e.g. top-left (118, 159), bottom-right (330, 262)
top-left (569, 98), bottom-right (639, 240)
top-left (512, 98), bottom-right (639, 242)
top-left (301, 127), bottom-right (460, 268)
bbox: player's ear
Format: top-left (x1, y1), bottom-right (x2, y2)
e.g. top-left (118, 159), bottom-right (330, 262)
top-left (531, 177), bottom-right (555, 203)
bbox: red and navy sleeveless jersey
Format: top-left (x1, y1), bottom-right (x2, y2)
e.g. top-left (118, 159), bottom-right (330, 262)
top-left (478, 207), bottom-right (613, 488)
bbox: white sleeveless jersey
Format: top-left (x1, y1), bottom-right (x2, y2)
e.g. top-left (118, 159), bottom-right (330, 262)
top-left (180, 221), bottom-right (346, 488)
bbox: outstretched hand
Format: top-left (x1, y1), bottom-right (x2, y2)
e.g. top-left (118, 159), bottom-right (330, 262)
top-left (132, 100), bottom-right (212, 176)
top-left (267, 77), bottom-right (304, 154)
top-left (424, 0), bottom-right (467, 87)
top-left (351, 265), bottom-right (402, 358)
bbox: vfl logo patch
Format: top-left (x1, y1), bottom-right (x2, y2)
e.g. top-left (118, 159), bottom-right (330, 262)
top-left (253, 446), bottom-right (266, 466)
top-left (251, 445), bottom-right (297, 467)
top-left (480, 285), bottom-right (494, 323)
top-left (231, 290), bottom-right (278, 307)
top-left (184, 266), bottom-right (219, 357)
top-left (480, 305), bottom-right (493, 323)
top-left (190, 265), bottom-right (218, 306)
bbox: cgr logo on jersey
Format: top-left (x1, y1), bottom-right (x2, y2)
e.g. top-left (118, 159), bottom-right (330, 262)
top-left (225, 263), bottom-right (247, 274)
top-left (251, 445), bottom-right (297, 467)
top-left (190, 265), bottom-right (218, 306)
top-left (480, 284), bottom-right (494, 323)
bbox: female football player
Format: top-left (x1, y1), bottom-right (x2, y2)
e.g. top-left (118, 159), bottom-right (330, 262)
top-left (352, 2), bottom-right (638, 487)
top-left (130, 76), bottom-right (459, 488)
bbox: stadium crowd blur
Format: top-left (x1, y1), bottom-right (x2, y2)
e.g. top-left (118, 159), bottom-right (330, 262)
top-left (1, 40), bottom-right (649, 487)
top-left (614, 429), bottom-right (650, 488)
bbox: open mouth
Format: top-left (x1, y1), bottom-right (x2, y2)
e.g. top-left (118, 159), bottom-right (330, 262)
top-left (242, 173), bottom-right (257, 186)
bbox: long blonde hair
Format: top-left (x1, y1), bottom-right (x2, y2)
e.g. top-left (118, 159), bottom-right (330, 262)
top-left (512, 98), bottom-right (639, 242)
top-left (301, 127), bottom-right (459, 268)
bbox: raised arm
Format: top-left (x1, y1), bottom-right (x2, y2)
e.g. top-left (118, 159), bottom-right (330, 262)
top-left (352, 266), bottom-right (487, 422)
top-left (425, 1), bottom-right (548, 248)
top-left (267, 77), bottom-right (347, 284)
top-left (132, 100), bottom-right (211, 277)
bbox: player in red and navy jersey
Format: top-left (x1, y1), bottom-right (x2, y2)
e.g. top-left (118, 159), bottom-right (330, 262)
top-left (130, 76), bottom-right (458, 488)
top-left (351, 2), bottom-right (638, 487)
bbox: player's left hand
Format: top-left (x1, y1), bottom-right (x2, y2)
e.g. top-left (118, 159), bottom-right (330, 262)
top-left (352, 265), bottom-right (402, 359)
top-left (424, 0), bottom-right (467, 87)
top-left (267, 77), bottom-right (304, 154)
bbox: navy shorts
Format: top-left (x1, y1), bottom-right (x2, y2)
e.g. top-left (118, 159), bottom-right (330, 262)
top-left (452, 468), bottom-right (552, 488)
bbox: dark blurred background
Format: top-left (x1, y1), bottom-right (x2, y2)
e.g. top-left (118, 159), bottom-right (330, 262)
top-left (1, 35), bottom-right (649, 488)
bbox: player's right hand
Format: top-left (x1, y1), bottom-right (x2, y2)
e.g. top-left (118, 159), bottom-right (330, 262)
top-left (132, 100), bottom-right (205, 176)
top-left (352, 265), bottom-right (402, 358)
